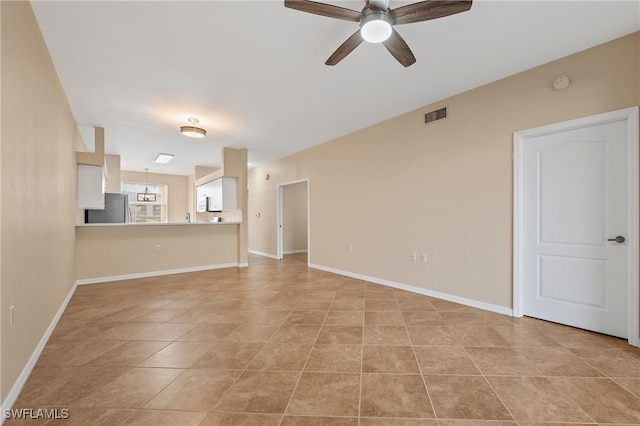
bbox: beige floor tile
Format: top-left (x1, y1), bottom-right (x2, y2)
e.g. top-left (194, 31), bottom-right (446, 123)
top-left (413, 346), bottom-right (480, 375)
top-left (12, 254), bottom-right (635, 425)
top-left (284, 311), bottom-right (328, 325)
top-left (76, 367), bottom-right (183, 408)
top-left (365, 311), bottom-right (405, 326)
top-left (424, 375), bottom-right (513, 420)
top-left (324, 311), bottom-right (364, 326)
top-left (486, 376), bottom-right (593, 422)
top-left (516, 347), bottom-right (604, 377)
top-left (365, 299), bottom-right (399, 311)
top-left (246, 342), bottom-right (313, 371)
top-left (200, 412), bottom-right (281, 425)
top-left (133, 322), bottom-right (199, 341)
top-left (281, 416), bottom-right (358, 425)
top-left (316, 326), bottom-right (363, 344)
top-left (137, 341), bottom-right (215, 368)
top-left (465, 347), bottom-right (544, 376)
top-left (214, 370), bottom-right (300, 414)
top-left (362, 345), bottom-right (420, 373)
top-left (450, 327), bottom-right (511, 347)
top-left (401, 311), bottom-right (446, 326)
top-left (549, 377), bottom-right (640, 424)
top-left (569, 347), bottom-right (640, 378)
top-left (191, 341), bottom-right (264, 369)
top-left (270, 324), bottom-right (322, 344)
top-left (363, 326), bottom-right (411, 345)
top-left (121, 409), bottom-right (207, 425)
top-left (396, 299), bottom-right (437, 312)
top-left (286, 372), bottom-right (360, 416)
top-left (360, 373), bottom-right (434, 418)
top-left (305, 344), bottom-right (362, 372)
top-left (612, 377), bottom-right (640, 397)
top-left (176, 322), bottom-right (239, 341)
top-left (85, 341), bottom-right (170, 366)
top-left (19, 407), bottom-right (134, 426)
top-left (406, 325), bottom-right (459, 346)
top-left (37, 339), bottom-right (126, 366)
top-left (359, 419), bottom-right (438, 426)
top-left (92, 322), bottom-right (162, 340)
top-left (144, 368), bottom-right (240, 411)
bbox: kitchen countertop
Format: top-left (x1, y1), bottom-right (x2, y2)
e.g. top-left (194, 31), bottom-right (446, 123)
top-left (76, 221), bottom-right (241, 227)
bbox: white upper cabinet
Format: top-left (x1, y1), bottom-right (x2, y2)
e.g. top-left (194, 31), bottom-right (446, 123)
top-left (78, 164), bottom-right (105, 209)
top-left (196, 177), bottom-right (237, 212)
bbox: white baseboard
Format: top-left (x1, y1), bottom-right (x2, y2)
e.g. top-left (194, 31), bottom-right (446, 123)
top-left (308, 263), bottom-right (513, 317)
top-left (75, 263), bottom-right (241, 285)
top-left (283, 249), bottom-right (308, 255)
top-left (248, 250), bottom-right (279, 260)
top-left (0, 282), bottom-right (77, 421)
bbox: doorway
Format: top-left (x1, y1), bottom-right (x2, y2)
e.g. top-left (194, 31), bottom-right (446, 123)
top-left (277, 179), bottom-right (309, 260)
top-left (513, 107), bottom-right (639, 345)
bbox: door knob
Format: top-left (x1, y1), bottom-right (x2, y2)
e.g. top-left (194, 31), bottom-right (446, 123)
top-left (607, 236), bottom-right (626, 243)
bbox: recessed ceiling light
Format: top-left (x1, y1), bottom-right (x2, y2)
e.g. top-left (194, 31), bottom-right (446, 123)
top-left (154, 153), bottom-right (174, 164)
top-left (180, 118), bottom-right (206, 138)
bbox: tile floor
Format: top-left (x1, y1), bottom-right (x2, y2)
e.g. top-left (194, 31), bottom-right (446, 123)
top-left (8, 253), bottom-right (640, 425)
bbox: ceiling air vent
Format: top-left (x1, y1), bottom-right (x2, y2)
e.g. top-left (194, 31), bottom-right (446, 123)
top-left (424, 107), bottom-right (447, 124)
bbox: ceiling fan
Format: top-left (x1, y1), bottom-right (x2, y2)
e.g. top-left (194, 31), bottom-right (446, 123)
top-left (284, 0), bottom-right (472, 67)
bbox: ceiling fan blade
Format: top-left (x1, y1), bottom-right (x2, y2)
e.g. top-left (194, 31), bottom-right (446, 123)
top-left (383, 29), bottom-right (416, 67)
top-left (325, 30), bottom-right (364, 66)
top-left (284, 0), bottom-right (361, 22)
top-left (390, 0), bottom-right (472, 25)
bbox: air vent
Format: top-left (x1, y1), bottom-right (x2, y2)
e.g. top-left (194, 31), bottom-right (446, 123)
top-left (424, 107), bottom-right (447, 124)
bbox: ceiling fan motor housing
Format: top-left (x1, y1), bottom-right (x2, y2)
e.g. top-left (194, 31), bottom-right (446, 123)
top-left (360, 7), bottom-right (393, 43)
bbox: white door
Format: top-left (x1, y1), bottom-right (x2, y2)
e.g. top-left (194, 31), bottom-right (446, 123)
top-left (516, 108), bottom-right (638, 340)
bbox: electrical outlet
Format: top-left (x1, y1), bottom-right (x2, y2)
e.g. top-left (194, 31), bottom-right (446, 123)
top-left (347, 244), bottom-right (352, 252)
top-left (421, 253), bottom-right (427, 262)
top-left (410, 252), bottom-right (417, 261)
top-left (155, 244), bottom-right (161, 252)
top-left (9, 305), bottom-right (14, 328)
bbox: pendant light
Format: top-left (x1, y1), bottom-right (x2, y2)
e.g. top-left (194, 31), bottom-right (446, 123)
top-left (136, 168), bottom-right (156, 202)
top-left (180, 118), bottom-right (206, 138)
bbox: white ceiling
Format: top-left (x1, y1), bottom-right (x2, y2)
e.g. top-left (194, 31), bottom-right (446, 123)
top-left (31, 0), bottom-right (639, 176)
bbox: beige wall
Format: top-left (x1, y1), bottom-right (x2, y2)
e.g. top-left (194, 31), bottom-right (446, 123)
top-left (248, 32), bottom-right (640, 310)
top-left (105, 154), bottom-right (121, 193)
top-left (283, 182), bottom-right (308, 253)
top-left (1, 1), bottom-right (78, 401)
top-left (121, 170), bottom-right (189, 223)
top-left (76, 224), bottom-right (239, 281)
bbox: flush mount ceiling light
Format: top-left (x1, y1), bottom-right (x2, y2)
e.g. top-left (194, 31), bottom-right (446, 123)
top-left (180, 118), bottom-right (206, 138)
top-left (154, 153), bottom-right (174, 164)
top-left (137, 168), bottom-right (157, 202)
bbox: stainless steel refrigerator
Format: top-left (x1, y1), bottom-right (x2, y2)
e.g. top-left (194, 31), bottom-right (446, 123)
top-left (85, 193), bottom-right (130, 223)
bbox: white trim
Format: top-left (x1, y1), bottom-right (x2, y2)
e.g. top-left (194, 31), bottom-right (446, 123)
top-left (276, 178), bottom-right (310, 261)
top-left (248, 249), bottom-right (279, 260)
top-left (284, 249), bottom-right (308, 255)
top-left (309, 263), bottom-right (513, 316)
top-left (513, 106), bottom-right (639, 347)
top-left (238, 262), bottom-right (249, 268)
top-left (0, 282), bottom-right (77, 420)
top-left (75, 263), bottom-right (241, 285)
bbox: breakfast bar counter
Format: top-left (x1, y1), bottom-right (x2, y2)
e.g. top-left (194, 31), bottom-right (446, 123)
top-left (76, 221), bottom-right (243, 284)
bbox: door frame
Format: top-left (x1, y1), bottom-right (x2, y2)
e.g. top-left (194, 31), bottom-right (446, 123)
top-left (513, 106), bottom-right (639, 346)
top-left (276, 178), bottom-right (310, 261)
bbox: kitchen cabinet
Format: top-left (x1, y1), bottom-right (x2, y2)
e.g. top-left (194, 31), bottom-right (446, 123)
top-left (78, 164), bottom-right (105, 209)
top-left (196, 177), bottom-right (236, 212)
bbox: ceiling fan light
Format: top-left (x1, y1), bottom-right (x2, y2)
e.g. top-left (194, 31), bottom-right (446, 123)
top-left (360, 12), bottom-right (392, 43)
top-left (180, 118), bottom-right (207, 138)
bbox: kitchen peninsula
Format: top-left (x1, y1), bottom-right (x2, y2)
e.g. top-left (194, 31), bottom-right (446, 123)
top-left (76, 221), bottom-right (244, 284)
top-left (75, 145), bottom-right (249, 284)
